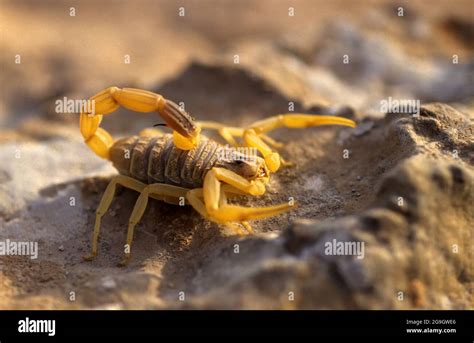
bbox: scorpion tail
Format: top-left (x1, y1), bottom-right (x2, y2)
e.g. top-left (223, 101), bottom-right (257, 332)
top-left (80, 87), bottom-right (201, 159)
top-left (80, 113), bottom-right (114, 160)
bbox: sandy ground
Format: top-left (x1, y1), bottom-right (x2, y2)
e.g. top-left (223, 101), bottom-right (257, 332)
top-left (0, 0), bottom-right (472, 309)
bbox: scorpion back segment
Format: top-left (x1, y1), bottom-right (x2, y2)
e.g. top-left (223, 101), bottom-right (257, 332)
top-left (80, 86), bottom-right (356, 265)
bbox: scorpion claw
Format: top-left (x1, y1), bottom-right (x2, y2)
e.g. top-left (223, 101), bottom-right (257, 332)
top-left (264, 152), bottom-right (281, 173)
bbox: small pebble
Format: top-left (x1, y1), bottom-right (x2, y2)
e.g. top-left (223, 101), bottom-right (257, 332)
top-left (58, 245), bottom-right (65, 252)
top-left (101, 277), bottom-right (117, 290)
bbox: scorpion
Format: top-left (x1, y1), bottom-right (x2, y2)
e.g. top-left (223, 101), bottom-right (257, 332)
top-left (79, 87), bottom-right (356, 265)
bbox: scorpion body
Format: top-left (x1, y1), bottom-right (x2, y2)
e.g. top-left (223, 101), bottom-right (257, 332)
top-left (79, 87), bottom-right (356, 265)
top-left (110, 134), bottom-right (248, 189)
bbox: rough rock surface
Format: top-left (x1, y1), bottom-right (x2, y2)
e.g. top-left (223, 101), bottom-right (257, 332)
top-left (170, 103), bottom-right (474, 310)
top-left (0, 0), bottom-right (472, 309)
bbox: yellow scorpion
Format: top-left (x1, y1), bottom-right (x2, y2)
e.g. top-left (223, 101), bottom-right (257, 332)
top-left (80, 87), bottom-right (356, 265)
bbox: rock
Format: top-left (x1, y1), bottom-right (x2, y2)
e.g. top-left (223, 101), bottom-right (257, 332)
top-left (172, 104), bottom-right (473, 309)
top-left (101, 277), bottom-right (117, 290)
top-left (351, 120), bottom-right (374, 136)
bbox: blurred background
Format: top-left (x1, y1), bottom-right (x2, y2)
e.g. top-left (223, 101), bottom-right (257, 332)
top-left (1, 0), bottom-right (473, 131)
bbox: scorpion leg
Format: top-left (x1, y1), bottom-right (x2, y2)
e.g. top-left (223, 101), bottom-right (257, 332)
top-left (202, 168), bottom-right (294, 222)
top-left (83, 175), bottom-right (146, 262)
top-left (198, 121), bottom-right (281, 149)
top-left (243, 114), bottom-right (356, 172)
top-left (186, 189), bottom-right (209, 219)
top-left (120, 183), bottom-right (188, 266)
top-left (198, 121), bottom-right (241, 147)
top-left (240, 221), bottom-right (254, 234)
